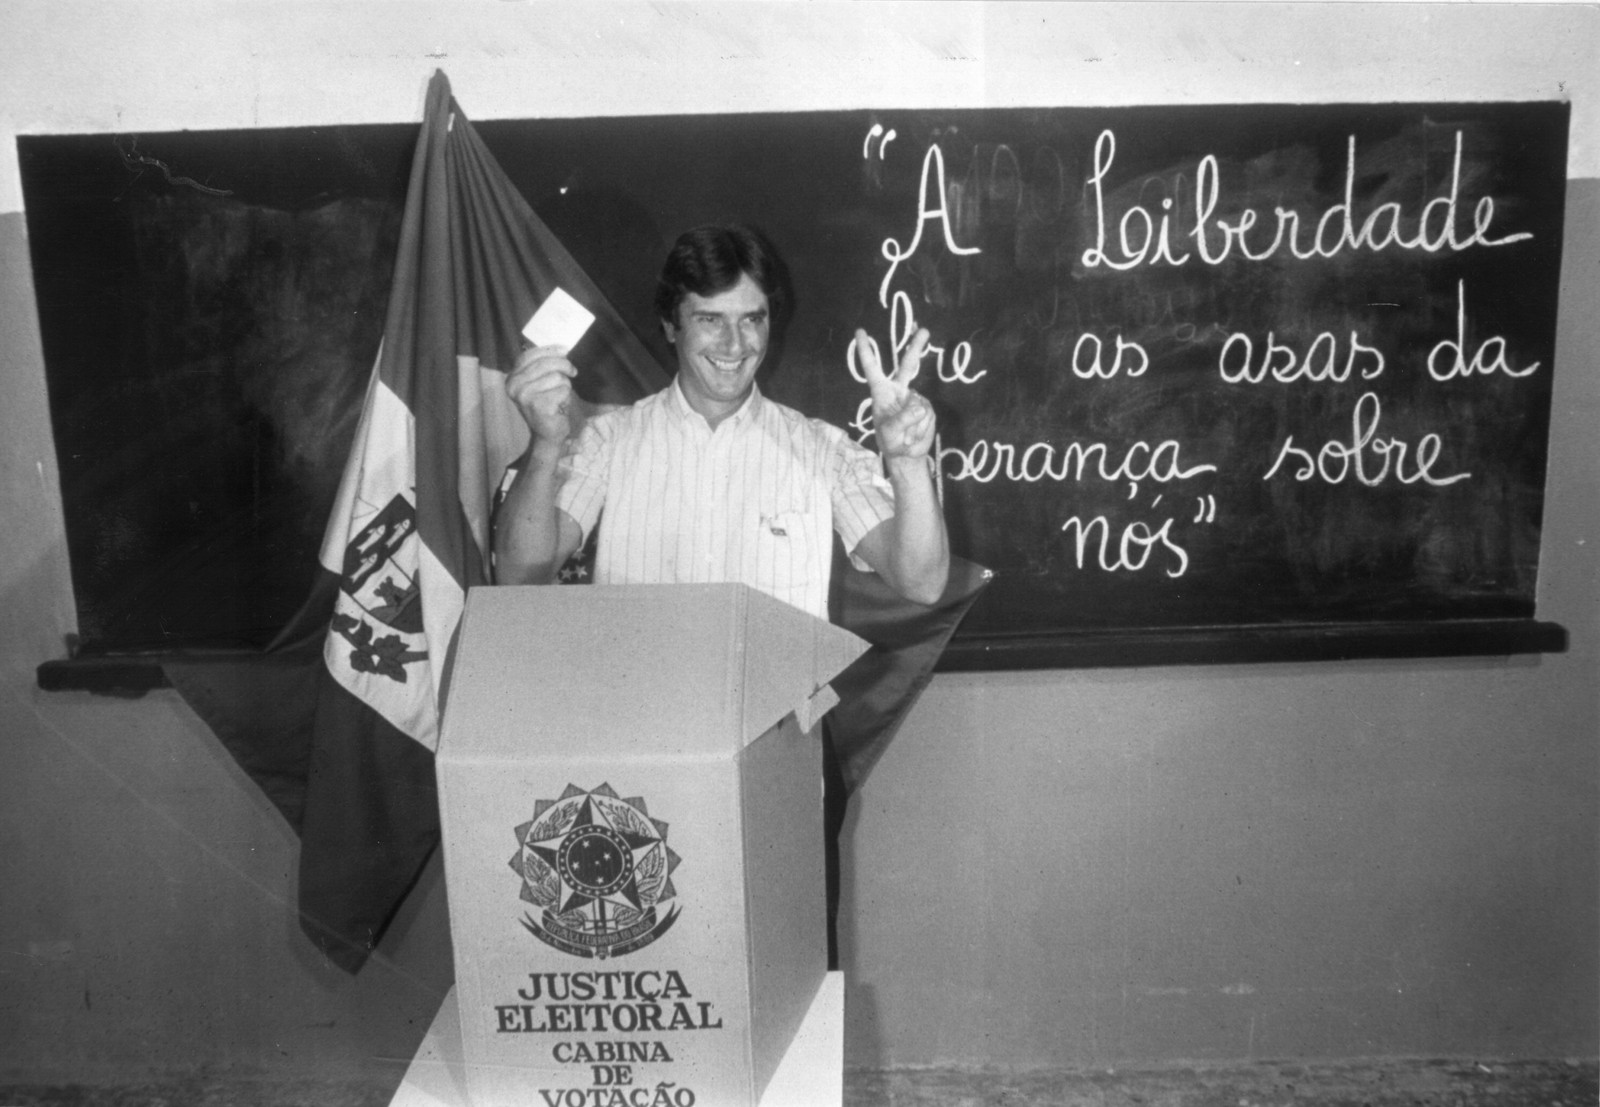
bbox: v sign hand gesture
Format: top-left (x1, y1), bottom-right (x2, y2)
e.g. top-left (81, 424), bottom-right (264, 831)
top-left (847, 325), bottom-right (951, 605)
top-left (855, 326), bottom-right (937, 461)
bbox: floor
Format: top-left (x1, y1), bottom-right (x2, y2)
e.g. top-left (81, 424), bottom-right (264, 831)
top-left (848, 1059), bottom-right (1597, 1106)
top-left (0, 1060), bottom-right (1593, 1107)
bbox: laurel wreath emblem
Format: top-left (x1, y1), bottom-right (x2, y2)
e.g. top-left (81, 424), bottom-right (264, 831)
top-left (509, 783), bottom-right (682, 959)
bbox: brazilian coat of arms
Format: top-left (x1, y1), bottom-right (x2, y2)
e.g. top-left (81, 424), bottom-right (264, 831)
top-left (510, 784), bottom-right (682, 959)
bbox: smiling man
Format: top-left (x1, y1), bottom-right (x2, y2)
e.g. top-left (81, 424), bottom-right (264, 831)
top-left (493, 223), bottom-right (950, 619)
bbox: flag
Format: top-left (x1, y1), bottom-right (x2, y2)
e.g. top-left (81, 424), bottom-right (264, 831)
top-left (828, 556), bottom-right (990, 792)
top-left (165, 68), bottom-right (984, 974)
top-left (169, 70), bottom-right (666, 972)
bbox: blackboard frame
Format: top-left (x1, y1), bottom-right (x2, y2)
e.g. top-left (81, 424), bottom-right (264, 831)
top-left (939, 618), bottom-right (1567, 671)
top-left (33, 618), bottom-right (1568, 696)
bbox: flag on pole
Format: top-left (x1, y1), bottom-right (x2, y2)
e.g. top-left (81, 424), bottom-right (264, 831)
top-left (170, 70), bottom-right (666, 971)
top-left (295, 71), bottom-right (669, 970)
top-left (166, 69), bottom-right (984, 973)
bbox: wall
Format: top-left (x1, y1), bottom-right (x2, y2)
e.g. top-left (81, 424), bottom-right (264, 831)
top-left (2, 1), bottom-right (1595, 1085)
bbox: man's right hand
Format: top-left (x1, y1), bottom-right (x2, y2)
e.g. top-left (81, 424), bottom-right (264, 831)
top-left (506, 344), bottom-right (577, 447)
top-left (496, 343), bottom-right (584, 584)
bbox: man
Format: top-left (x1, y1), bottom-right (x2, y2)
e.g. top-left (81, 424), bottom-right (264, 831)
top-left (494, 224), bottom-right (950, 611)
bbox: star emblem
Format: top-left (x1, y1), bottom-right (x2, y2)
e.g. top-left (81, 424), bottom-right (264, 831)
top-left (510, 784), bottom-right (680, 956)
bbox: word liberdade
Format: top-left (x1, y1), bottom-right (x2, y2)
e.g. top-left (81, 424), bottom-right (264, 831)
top-left (1083, 128), bottom-right (1532, 270)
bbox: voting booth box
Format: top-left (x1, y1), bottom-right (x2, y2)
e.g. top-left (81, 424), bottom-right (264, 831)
top-left (436, 584), bottom-right (868, 1107)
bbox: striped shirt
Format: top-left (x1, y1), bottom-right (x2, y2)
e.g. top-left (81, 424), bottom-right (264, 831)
top-left (555, 379), bottom-right (895, 620)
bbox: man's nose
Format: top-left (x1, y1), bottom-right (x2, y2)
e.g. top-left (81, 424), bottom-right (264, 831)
top-left (720, 322), bottom-right (753, 356)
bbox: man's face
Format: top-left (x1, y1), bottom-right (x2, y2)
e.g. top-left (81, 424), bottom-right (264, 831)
top-left (664, 272), bottom-right (770, 424)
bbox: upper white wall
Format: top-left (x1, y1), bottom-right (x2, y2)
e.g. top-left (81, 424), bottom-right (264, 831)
top-left (2, 1), bottom-right (1596, 215)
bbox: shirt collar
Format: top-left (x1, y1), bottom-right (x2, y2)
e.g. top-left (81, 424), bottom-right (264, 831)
top-left (667, 375), bottom-right (763, 430)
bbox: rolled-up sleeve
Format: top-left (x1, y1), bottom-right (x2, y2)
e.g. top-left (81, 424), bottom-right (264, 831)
top-left (555, 417), bottom-right (614, 546)
top-left (827, 430), bottom-right (896, 569)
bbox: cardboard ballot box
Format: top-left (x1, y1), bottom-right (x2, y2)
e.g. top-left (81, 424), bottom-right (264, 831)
top-left (436, 584), bottom-right (867, 1107)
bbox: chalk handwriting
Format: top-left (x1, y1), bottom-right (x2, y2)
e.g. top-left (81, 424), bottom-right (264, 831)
top-left (850, 133), bottom-right (989, 446)
top-left (1082, 130), bottom-right (1192, 271)
top-left (1219, 329), bottom-right (1386, 384)
top-left (846, 117), bottom-right (1537, 589)
top-left (862, 123), bottom-right (896, 160)
top-left (849, 291), bottom-right (983, 387)
top-left (939, 436), bottom-right (1217, 488)
top-left (878, 144), bottom-right (981, 307)
top-left (1427, 280), bottom-right (1541, 381)
top-left (1061, 513), bottom-right (1195, 578)
top-left (1085, 128), bottom-right (1534, 271)
top-left (1262, 392), bottom-right (1471, 487)
top-left (1072, 330), bottom-right (1150, 379)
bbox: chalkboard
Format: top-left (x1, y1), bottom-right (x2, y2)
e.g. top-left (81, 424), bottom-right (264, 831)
top-left (20, 126), bottom-right (413, 648)
top-left (21, 101), bottom-right (1571, 663)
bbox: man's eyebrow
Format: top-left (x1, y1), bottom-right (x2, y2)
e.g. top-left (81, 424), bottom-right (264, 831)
top-left (693, 308), bottom-right (768, 321)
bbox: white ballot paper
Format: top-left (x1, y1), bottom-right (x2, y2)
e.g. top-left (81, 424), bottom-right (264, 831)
top-left (521, 287), bottom-right (595, 350)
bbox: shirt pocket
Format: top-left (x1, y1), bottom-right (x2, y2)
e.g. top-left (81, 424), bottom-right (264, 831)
top-left (757, 509), bottom-right (805, 540)
top-left (749, 498), bottom-right (825, 590)
top-left (742, 442), bottom-right (830, 588)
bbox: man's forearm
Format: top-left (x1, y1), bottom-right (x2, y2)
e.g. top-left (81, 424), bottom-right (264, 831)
top-left (493, 443), bottom-right (572, 584)
top-left (880, 454), bottom-right (951, 605)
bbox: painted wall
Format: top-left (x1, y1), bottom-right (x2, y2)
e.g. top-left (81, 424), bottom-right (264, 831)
top-left (2, 1), bottom-right (1594, 1084)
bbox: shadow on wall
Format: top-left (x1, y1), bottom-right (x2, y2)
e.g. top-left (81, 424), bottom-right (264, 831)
top-left (1, 533), bottom-right (457, 1084)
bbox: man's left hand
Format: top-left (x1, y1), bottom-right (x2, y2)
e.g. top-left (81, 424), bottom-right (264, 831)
top-left (855, 327), bottom-right (936, 460)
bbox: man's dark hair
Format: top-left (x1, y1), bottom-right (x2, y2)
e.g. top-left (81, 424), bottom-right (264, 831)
top-left (654, 224), bottom-right (785, 326)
